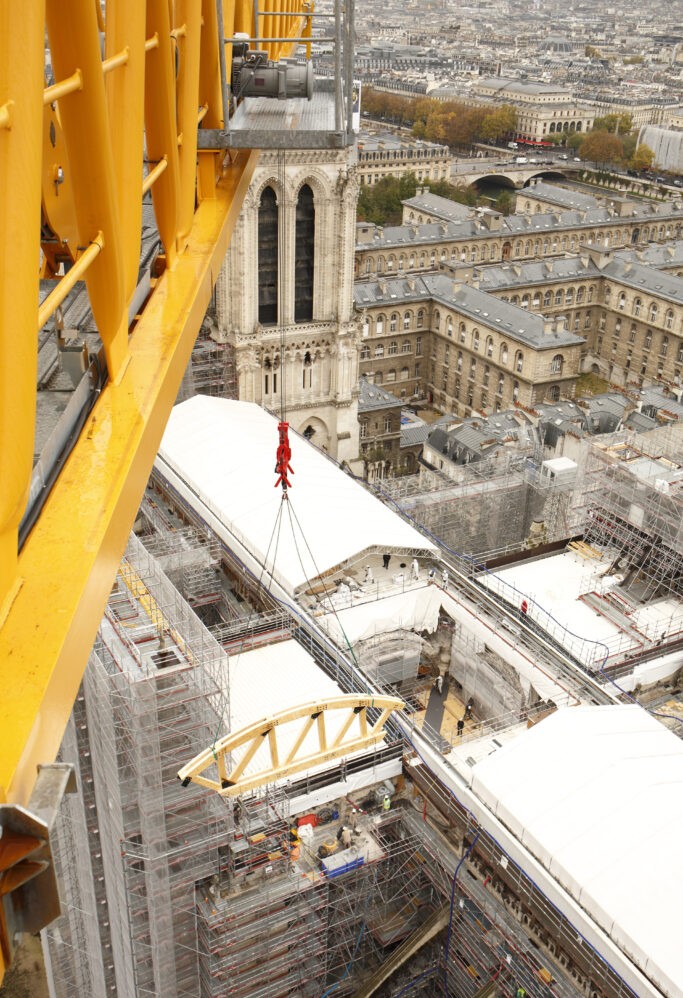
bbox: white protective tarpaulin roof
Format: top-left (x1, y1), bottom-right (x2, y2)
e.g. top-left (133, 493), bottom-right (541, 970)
top-left (157, 397), bottom-right (436, 594)
top-left (222, 641), bottom-right (361, 779)
top-left (318, 586), bottom-right (444, 645)
top-left (470, 705), bottom-right (683, 997)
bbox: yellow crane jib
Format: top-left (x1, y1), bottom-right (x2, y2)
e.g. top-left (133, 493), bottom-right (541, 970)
top-left (178, 695), bottom-right (405, 798)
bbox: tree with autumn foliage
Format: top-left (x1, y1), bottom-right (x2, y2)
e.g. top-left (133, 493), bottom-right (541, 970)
top-left (630, 143), bottom-right (655, 172)
top-left (566, 131), bottom-right (584, 151)
top-left (579, 130), bottom-right (624, 167)
top-left (592, 113), bottom-right (633, 135)
top-left (479, 105), bottom-right (518, 143)
top-left (358, 89), bottom-right (514, 152)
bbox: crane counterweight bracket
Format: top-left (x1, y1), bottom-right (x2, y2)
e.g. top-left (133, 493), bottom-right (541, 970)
top-left (0, 764), bottom-right (76, 970)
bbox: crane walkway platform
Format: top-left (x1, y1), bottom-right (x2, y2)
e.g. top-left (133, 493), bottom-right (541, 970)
top-left (198, 82), bottom-right (353, 149)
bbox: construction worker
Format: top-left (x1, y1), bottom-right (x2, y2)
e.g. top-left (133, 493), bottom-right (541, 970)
top-left (287, 826), bottom-right (301, 862)
top-left (364, 565), bottom-right (374, 584)
top-left (515, 987), bottom-right (527, 998)
top-left (441, 568), bottom-right (449, 587)
top-left (382, 793), bottom-right (391, 812)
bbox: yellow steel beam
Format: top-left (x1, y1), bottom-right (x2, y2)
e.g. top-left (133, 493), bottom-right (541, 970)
top-left (0, 1), bottom-right (45, 628)
top-left (1, 0), bottom-right (311, 623)
top-left (37, 233), bottom-right (104, 329)
top-left (45, 0), bottom-right (128, 383)
top-left (104, 0), bottom-right (146, 306)
top-left (144, 0), bottom-right (182, 270)
top-left (0, 148), bottom-right (258, 813)
top-left (175, 1), bottom-right (203, 249)
top-left (0, 0), bottom-right (316, 980)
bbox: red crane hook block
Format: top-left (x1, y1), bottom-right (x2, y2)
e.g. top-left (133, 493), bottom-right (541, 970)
top-left (274, 421), bottom-right (294, 490)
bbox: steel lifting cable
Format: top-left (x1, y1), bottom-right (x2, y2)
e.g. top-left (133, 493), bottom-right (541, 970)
top-left (264, 156), bottom-right (366, 682)
top-left (273, 148), bottom-right (294, 493)
top-left (211, 149), bottom-right (291, 749)
top-left (284, 496), bottom-right (362, 672)
top-left (278, 147), bottom-right (287, 426)
top-left (209, 496), bottom-right (287, 753)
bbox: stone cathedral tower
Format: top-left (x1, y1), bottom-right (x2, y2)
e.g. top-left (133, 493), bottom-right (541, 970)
top-left (214, 148), bottom-right (361, 465)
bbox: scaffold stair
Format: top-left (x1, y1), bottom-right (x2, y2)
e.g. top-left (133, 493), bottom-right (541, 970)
top-left (350, 903), bottom-right (449, 998)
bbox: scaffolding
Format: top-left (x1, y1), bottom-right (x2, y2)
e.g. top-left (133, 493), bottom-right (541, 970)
top-left (43, 704), bottom-right (110, 997)
top-left (572, 430), bottom-right (683, 667)
top-left (138, 516), bottom-right (223, 612)
top-left (44, 530), bottom-right (446, 998)
top-left (45, 535), bottom-right (233, 997)
top-left (408, 766), bottom-right (640, 998)
top-left (378, 457), bottom-right (550, 567)
top-left (44, 419), bottom-right (682, 998)
top-left (584, 448), bottom-right (683, 597)
top-left (193, 804), bottom-right (453, 998)
top-left (176, 313), bottom-right (238, 403)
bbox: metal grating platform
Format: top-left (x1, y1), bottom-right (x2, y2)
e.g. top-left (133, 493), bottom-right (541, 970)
top-left (198, 81), bottom-right (354, 150)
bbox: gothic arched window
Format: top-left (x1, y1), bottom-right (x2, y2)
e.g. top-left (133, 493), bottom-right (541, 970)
top-left (258, 186), bottom-right (279, 325)
top-left (295, 184), bottom-right (315, 322)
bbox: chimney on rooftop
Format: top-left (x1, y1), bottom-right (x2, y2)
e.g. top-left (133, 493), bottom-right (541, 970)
top-left (357, 224), bottom-right (376, 245)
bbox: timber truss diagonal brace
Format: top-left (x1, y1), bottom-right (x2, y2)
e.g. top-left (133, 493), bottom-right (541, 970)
top-left (177, 694), bottom-right (404, 798)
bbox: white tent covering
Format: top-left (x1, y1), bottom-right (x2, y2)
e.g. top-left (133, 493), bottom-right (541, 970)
top-left (219, 640), bottom-right (384, 782)
top-left (317, 585), bottom-right (444, 646)
top-left (470, 705), bottom-right (683, 997)
top-left (479, 550), bottom-right (621, 646)
top-left (156, 397), bottom-right (436, 595)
